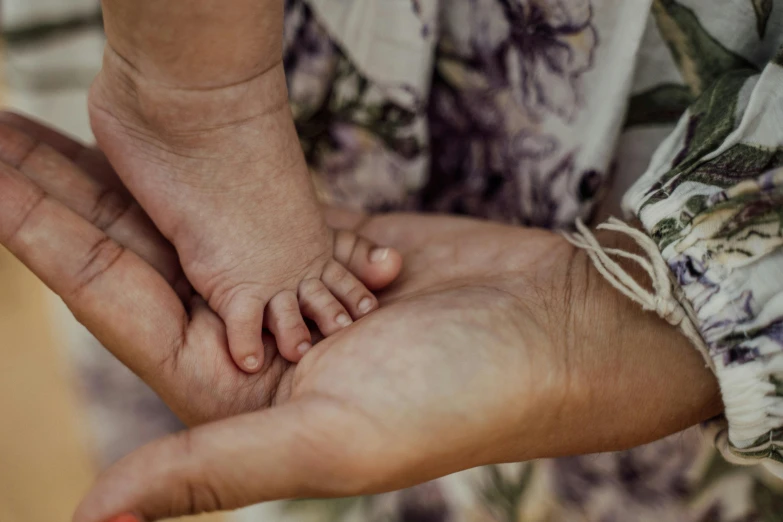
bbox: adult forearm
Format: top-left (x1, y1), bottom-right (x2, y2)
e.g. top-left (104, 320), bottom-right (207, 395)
top-left (558, 226), bottom-right (723, 453)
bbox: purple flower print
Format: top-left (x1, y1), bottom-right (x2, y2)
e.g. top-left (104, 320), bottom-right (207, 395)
top-left (283, 0), bottom-right (338, 113)
top-left (420, 0), bottom-right (601, 225)
top-left (318, 122), bottom-right (420, 211)
top-left (423, 80), bottom-right (546, 223)
top-left (496, 0), bottom-right (598, 121)
top-left (442, 0), bottom-right (598, 122)
top-left (669, 253), bottom-right (708, 287)
top-left (425, 72), bottom-right (600, 226)
top-left (553, 429), bottom-right (702, 517)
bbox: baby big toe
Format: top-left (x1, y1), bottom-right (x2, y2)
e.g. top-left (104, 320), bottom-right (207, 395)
top-left (332, 230), bottom-right (402, 291)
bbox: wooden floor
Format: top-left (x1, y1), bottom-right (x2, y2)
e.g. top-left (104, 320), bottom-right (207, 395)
top-left (0, 248), bottom-right (97, 521)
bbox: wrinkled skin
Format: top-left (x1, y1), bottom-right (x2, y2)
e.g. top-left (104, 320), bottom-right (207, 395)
top-left (0, 113), bottom-right (721, 522)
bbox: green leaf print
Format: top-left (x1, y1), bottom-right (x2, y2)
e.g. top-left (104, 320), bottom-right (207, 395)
top-left (641, 70), bottom-right (755, 213)
top-left (625, 83), bottom-right (694, 128)
top-left (682, 194), bottom-right (708, 219)
top-left (652, 0), bottom-right (758, 95)
top-left (651, 217), bottom-right (684, 250)
top-left (716, 186), bottom-right (783, 233)
top-left (683, 143), bottom-right (783, 191)
top-left (648, 144), bottom-right (783, 247)
top-left (750, 0), bottom-right (773, 39)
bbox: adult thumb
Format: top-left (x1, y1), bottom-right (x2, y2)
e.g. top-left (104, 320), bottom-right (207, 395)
top-left (73, 398), bottom-right (356, 522)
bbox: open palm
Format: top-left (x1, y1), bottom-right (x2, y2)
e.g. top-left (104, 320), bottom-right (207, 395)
top-left (0, 114), bottom-right (721, 522)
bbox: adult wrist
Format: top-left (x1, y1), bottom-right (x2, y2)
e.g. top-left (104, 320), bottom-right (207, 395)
top-left (90, 43), bottom-right (291, 156)
top-left (535, 227), bottom-right (723, 457)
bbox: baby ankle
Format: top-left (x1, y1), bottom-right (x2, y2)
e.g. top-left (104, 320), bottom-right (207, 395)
top-left (90, 45), bottom-right (290, 145)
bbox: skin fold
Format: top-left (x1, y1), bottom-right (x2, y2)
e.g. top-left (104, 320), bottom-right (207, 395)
top-left (91, 0), bottom-right (391, 370)
top-left (0, 114), bottom-right (722, 522)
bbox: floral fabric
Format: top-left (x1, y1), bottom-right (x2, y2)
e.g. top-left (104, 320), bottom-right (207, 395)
top-left (4, 0), bottom-right (783, 520)
top-left (249, 0), bottom-right (783, 520)
top-left (624, 63), bottom-right (783, 465)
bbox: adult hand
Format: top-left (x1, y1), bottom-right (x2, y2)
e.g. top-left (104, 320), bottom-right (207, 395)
top-left (0, 113), bottom-right (722, 522)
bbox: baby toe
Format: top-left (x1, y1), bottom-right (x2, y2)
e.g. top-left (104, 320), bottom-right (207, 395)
top-left (299, 278), bottom-right (353, 337)
top-left (220, 291), bottom-right (267, 373)
top-left (321, 259), bottom-right (378, 319)
top-left (266, 290), bottom-right (312, 363)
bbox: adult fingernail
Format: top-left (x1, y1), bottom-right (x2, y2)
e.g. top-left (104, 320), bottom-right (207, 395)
top-left (358, 297), bottom-right (375, 314)
top-left (369, 247), bottom-right (389, 263)
top-left (336, 313), bottom-right (352, 327)
top-left (297, 342), bottom-right (312, 355)
top-left (106, 515), bottom-right (140, 522)
top-left (244, 355), bottom-right (260, 370)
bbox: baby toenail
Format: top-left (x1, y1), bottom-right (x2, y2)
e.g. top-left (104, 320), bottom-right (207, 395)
top-left (297, 342), bottom-right (312, 355)
top-left (369, 248), bottom-right (389, 263)
top-left (243, 355), bottom-right (260, 370)
top-left (358, 297), bottom-right (375, 314)
top-left (336, 313), bottom-right (352, 327)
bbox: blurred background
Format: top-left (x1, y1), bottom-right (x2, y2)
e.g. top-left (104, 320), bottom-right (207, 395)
top-left (0, 2), bottom-right (256, 521)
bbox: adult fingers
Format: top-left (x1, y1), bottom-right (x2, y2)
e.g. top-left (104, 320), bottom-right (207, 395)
top-left (0, 118), bottom-right (187, 296)
top-left (73, 397), bottom-right (378, 522)
top-left (0, 111), bottom-right (124, 190)
top-left (0, 158), bottom-right (188, 388)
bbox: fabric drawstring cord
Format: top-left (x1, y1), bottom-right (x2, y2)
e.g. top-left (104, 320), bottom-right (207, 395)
top-left (563, 217), bottom-right (715, 374)
top-left (565, 219), bottom-right (783, 478)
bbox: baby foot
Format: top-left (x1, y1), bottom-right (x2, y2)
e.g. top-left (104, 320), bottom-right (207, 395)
top-left (89, 49), bottom-right (401, 370)
top-left (261, 229), bottom-right (401, 363)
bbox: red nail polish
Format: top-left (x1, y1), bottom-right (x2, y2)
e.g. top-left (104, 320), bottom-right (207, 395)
top-left (106, 515), bottom-right (140, 522)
